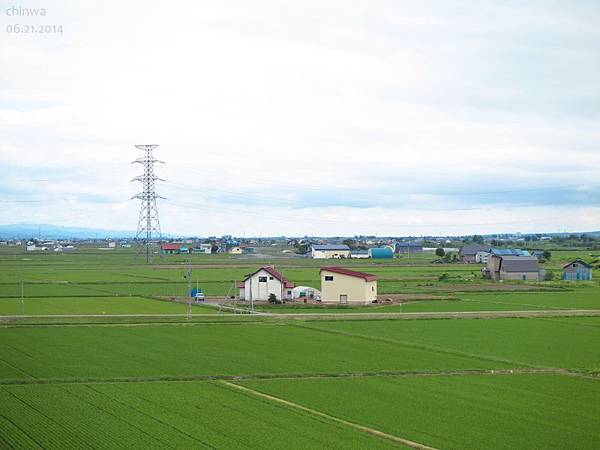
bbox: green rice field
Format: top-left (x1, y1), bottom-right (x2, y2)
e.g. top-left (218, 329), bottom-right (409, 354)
top-left (0, 245), bottom-right (599, 448)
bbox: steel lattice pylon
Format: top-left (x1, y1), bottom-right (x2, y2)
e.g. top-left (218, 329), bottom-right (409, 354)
top-left (132, 144), bottom-right (165, 263)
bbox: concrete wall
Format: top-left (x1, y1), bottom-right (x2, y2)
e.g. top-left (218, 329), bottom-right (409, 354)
top-left (320, 270), bottom-right (377, 304)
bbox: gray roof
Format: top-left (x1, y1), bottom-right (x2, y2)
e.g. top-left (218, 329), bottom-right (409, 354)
top-left (312, 244), bottom-right (350, 251)
top-left (563, 259), bottom-right (593, 269)
top-left (460, 244), bottom-right (490, 256)
top-left (396, 242), bottom-right (422, 247)
top-left (500, 256), bottom-right (540, 272)
top-left (492, 248), bottom-right (530, 256)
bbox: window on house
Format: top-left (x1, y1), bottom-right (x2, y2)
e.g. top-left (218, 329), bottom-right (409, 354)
top-left (258, 276), bottom-right (267, 282)
top-left (269, 276), bottom-right (274, 280)
top-left (372, 286), bottom-right (374, 291)
top-left (325, 276), bottom-right (334, 281)
top-left (287, 290), bottom-right (291, 295)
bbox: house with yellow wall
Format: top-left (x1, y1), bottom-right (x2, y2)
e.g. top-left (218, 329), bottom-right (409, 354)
top-left (320, 266), bottom-right (378, 305)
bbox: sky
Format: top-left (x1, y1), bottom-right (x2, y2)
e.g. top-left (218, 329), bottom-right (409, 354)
top-left (1, 0), bottom-right (599, 237)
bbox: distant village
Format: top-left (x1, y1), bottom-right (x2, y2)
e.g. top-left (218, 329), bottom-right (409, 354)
top-left (3, 232), bottom-right (596, 307)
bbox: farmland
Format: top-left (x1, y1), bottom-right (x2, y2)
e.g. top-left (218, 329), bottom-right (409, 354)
top-left (0, 245), bottom-right (599, 448)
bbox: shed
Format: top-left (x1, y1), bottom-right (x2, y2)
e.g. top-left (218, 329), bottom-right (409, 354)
top-left (563, 259), bottom-right (593, 281)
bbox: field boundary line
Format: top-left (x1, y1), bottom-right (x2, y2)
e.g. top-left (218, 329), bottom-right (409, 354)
top-left (291, 322), bottom-right (537, 369)
top-left (218, 380), bottom-right (438, 449)
top-left (0, 367), bottom-right (569, 386)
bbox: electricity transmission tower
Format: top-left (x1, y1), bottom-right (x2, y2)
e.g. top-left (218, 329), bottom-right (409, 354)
top-left (132, 144), bottom-right (165, 263)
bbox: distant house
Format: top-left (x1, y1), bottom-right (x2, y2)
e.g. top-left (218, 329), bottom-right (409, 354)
top-left (459, 245), bottom-right (490, 263)
top-left (310, 244), bottom-right (351, 259)
top-left (484, 254), bottom-right (540, 281)
top-left (320, 266), bottom-right (378, 305)
top-left (395, 243), bottom-right (423, 254)
top-left (161, 244), bottom-right (181, 254)
top-left (192, 243), bottom-right (212, 254)
top-left (368, 247), bottom-right (394, 259)
top-left (476, 251), bottom-right (491, 264)
top-left (179, 247), bottom-right (190, 254)
top-left (563, 259), bottom-right (593, 281)
top-left (238, 266), bottom-right (295, 301)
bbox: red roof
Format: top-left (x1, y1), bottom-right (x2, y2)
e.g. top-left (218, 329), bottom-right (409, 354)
top-left (320, 266), bottom-right (378, 281)
top-left (243, 266), bottom-right (295, 288)
top-left (161, 244), bottom-right (181, 251)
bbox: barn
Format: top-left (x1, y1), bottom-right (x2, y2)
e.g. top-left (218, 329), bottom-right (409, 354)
top-left (563, 259), bottom-right (593, 281)
top-left (320, 266), bottom-right (378, 305)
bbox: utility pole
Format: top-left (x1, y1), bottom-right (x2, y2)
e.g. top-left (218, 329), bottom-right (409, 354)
top-left (20, 281), bottom-right (24, 315)
top-left (132, 144), bottom-right (165, 263)
top-left (187, 263), bottom-right (192, 320)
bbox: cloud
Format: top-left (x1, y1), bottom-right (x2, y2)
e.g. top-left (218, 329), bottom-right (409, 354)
top-left (0, 0), bottom-right (599, 235)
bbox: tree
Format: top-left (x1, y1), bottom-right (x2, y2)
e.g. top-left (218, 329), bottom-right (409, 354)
top-left (435, 247), bottom-right (445, 257)
top-left (544, 269), bottom-right (554, 281)
top-left (472, 235), bottom-right (484, 244)
top-left (342, 239), bottom-right (356, 249)
top-left (543, 250), bottom-right (552, 261)
top-left (268, 293), bottom-right (281, 304)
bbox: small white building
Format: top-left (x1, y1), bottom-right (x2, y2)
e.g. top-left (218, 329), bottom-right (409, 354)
top-left (238, 266), bottom-right (295, 301)
top-left (310, 244), bottom-right (351, 259)
top-left (476, 251), bottom-right (491, 264)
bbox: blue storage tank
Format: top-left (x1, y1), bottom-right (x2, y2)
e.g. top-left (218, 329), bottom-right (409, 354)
top-left (369, 247), bottom-right (393, 259)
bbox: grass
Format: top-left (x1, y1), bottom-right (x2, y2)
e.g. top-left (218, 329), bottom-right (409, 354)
top-left (0, 381), bottom-right (393, 449)
top-left (1, 245), bottom-right (599, 448)
top-left (0, 322), bottom-right (515, 381)
top-left (0, 296), bottom-right (215, 315)
top-left (239, 373), bottom-right (600, 450)
top-left (306, 317), bottom-right (600, 369)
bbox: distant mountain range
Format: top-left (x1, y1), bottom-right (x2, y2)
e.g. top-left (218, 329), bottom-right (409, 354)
top-left (0, 223), bottom-right (139, 239)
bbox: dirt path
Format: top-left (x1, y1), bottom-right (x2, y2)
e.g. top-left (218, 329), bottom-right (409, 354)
top-left (2, 309), bottom-right (600, 324)
top-left (218, 380), bottom-right (438, 449)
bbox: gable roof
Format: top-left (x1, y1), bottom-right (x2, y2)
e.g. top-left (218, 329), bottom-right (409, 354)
top-left (499, 256), bottom-right (540, 272)
top-left (243, 266), bottom-right (295, 288)
top-left (311, 244), bottom-right (350, 251)
top-left (563, 259), bottom-right (593, 269)
top-left (320, 266), bottom-right (378, 281)
top-left (460, 244), bottom-right (490, 256)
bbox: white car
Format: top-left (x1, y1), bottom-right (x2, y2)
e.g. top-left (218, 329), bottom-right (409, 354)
top-left (194, 292), bottom-right (205, 301)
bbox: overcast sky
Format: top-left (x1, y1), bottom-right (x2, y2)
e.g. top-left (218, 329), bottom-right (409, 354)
top-left (1, 0), bottom-right (599, 237)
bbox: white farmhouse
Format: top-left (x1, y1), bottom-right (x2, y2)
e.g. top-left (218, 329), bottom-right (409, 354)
top-left (238, 266), bottom-right (295, 301)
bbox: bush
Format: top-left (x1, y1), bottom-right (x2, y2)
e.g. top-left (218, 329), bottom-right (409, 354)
top-left (544, 270), bottom-right (554, 281)
top-left (435, 247), bottom-right (445, 257)
top-left (268, 293), bottom-right (281, 304)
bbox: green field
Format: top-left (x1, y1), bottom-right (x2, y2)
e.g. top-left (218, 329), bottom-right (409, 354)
top-left (240, 373), bottom-right (600, 450)
top-left (1, 245), bottom-right (599, 448)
